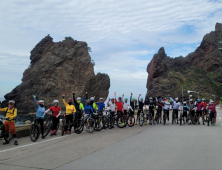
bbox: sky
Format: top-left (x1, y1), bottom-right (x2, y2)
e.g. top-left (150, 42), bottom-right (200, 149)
top-left (0, 0), bottom-right (222, 102)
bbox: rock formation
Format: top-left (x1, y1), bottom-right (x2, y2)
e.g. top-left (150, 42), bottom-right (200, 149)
top-left (2, 36), bottom-right (110, 114)
top-left (146, 22), bottom-right (222, 101)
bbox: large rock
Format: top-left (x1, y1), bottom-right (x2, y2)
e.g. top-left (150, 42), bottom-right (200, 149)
top-left (2, 36), bottom-right (110, 114)
top-left (146, 23), bottom-right (222, 101)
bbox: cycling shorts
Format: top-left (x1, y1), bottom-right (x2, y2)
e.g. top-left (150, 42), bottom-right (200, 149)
top-left (149, 110), bottom-right (154, 117)
top-left (196, 110), bottom-right (202, 117)
top-left (173, 109), bottom-right (178, 118)
top-left (190, 110), bottom-right (195, 117)
top-left (182, 112), bottom-right (187, 117)
top-left (110, 111), bottom-right (115, 117)
top-left (66, 114), bottom-right (73, 123)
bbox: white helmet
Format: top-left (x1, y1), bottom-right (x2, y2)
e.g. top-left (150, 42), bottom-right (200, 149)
top-left (8, 100), bottom-right (15, 103)
top-left (53, 100), bottom-right (59, 103)
top-left (149, 97), bottom-right (152, 100)
top-left (90, 97), bottom-right (94, 101)
top-left (175, 97), bottom-right (178, 101)
top-left (202, 98), bottom-right (206, 101)
top-left (38, 100), bottom-right (44, 103)
top-left (210, 99), bottom-right (214, 103)
top-left (183, 101), bottom-right (186, 104)
top-left (77, 97), bottom-right (81, 100)
top-left (99, 97), bottom-right (103, 100)
top-left (190, 99), bottom-right (193, 101)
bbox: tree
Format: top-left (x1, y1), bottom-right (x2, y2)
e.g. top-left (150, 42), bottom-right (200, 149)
top-left (88, 47), bottom-right (92, 52)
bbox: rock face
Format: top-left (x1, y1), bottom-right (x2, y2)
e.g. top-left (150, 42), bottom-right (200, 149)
top-left (146, 22), bottom-right (222, 101)
top-left (2, 36), bottom-right (110, 114)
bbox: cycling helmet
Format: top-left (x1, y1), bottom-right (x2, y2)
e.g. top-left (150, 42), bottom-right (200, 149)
top-left (90, 97), bottom-right (94, 101)
top-left (202, 98), bottom-right (206, 101)
top-left (77, 97), bottom-right (81, 100)
top-left (210, 99), bottom-right (214, 103)
top-left (183, 101), bottom-right (186, 104)
top-left (118, 97), bottom-right (122, 100)
top-left (197, 99), bottom-right (201, 102)
top-left (132, 98), bottom-right (136, 101)
top-left (111, 98), bottom-right (114, 100)
top-left (175, 97), bottom-right (178, 101)
top-left (99, 97), bottom-right (103, 100)
top-left (67, 98), bottom-right (72, 102)
top-left (158, 98), bottom-right (162, 101)
top-left (124, 98), bottom-right (128, 101)
top-left (86, 99), bottom-right (90, 104)
top-left (38, 100), bottom-right (44, 103)
top-left (149, 97), bottom-right (152, 100)
top-left (140, 98), bottom-right (143, 101)
top-left (53, 100), bottom-right (59, 103)
top-left (8, 100), bottom-right (15, 104)
top-left (190, 99), bottom-right (193, 102)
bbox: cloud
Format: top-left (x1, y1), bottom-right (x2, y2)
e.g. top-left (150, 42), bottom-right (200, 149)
top-left (0, 0), bottom-right (222, 98)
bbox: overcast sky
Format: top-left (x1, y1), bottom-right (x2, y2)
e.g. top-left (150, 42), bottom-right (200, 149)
top-left (0, 0), bottom-right (222, 101)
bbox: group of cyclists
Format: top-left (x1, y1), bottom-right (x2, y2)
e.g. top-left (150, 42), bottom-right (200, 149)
top-left (0, 92), bottom-right (220, 146)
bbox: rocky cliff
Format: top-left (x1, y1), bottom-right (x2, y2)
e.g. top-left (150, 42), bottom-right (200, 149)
top-left (146, 22), bottom-right (222, 101)
top-left (2, 36), bottom-right (110, 114)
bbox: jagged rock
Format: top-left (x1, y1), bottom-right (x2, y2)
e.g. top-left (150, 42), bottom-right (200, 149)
top-left (146, 23), bottom-right (222, 101)
top-left (1, 36), bottom-right (110, 114)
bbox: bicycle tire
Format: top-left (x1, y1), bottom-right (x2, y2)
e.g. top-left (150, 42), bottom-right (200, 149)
top-left (61, 119), bottom-right (66, 136)
top-left (163, 113), bottom-right (166, 125)
top-left (43, 120), bottom-right (52, 138)
top-left (30, 124), bottom-right (40, 142)
top-left (127, 115), bottom-right (135, 127)
top-left (95, 117), bottom-right (103, 131)
top-left (172, 112), bottom-right (175, 124)
top-left (117, 116), bottom-right (125, 128)
top-left (207, 114), bottom-right (210, 126)
top-left (139, 114), bottom-right (144, 126)
top-left (180, 115), bottom-right (182, 126)
top-left (3, 132), bottom-right (13, 143)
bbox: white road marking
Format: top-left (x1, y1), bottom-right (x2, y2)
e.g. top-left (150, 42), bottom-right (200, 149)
top-left (0, 131), bottom-right (85, 153)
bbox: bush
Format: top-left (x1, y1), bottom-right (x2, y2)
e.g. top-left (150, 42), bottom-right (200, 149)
top-left (65, 36), bottom-right (74, 40)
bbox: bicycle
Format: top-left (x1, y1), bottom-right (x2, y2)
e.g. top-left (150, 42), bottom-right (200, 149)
top-left (138, 109), bottom-right (144, 126)
top-left (207, 110), bottom-right (213, 126)
top-left (163, 109), bottom-right (169, 125)
top-left (179, 110), bottom-right (183, 126)
top-left (93, 111), bottom-right (103, 131)
top-left (106, 110), bottom-right (115, 129)
top-left (126, 110), bottom-right (135, 127)
top-left (0, 117), bottom-right (13, 143)
top-left (73, 111), bottom-right (84, 134)
top-left (42, 114), bottom-right (52, 138)
top-left (148, 110), bottom-right (153, 125)
top-left (61, 114), bottom-right (66, 136)
top-left (155, 109), bottom-right (161, 124)
top-left (187, 111), bottom-right (192, 125)
top-left (193, 109), bottom-right (198, 125)
top-left (116, 111), bottom-right (127, 128)
top-left (30, 116), bottom-right (41, 142)
top-left (172, 110), bottom-right (177, 124)
top-left (82, 114), bottom-right (95, 133)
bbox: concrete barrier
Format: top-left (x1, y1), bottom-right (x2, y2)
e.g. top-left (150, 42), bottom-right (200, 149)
top-left (15, 124), bottom-right (31, 138)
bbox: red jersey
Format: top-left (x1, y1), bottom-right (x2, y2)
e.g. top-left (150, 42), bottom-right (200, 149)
top-left (49, 106), bottom-right (61, 116)
top-left (201, 102), bottom-right (207, 109)
top-left (115, 98), bottom-right (123, 112)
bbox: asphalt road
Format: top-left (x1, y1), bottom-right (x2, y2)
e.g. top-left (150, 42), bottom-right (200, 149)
top-left (0, 106), bottom-right (222, 170)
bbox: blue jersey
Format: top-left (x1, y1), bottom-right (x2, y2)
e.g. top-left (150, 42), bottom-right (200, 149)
top-left (96, 102), bottom-right (105, 111)
top-left (34, 98), bottom-right (45, 119)
top-left (83, 97), bottom-right (94, 114)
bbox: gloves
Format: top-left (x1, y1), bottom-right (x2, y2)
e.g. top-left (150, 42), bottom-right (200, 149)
top-left (6, 117), bottom-right (10, 120)
top-left (42, 114), bottom-right (45, 118)
top-left (33, 95), bottom-right (36, 98)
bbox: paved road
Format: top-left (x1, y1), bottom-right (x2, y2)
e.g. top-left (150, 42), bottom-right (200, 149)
top-left (0, 106), bottom-right (222, 170)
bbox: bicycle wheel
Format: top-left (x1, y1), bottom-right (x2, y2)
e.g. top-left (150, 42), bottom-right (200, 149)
top-left (117, 116), bottom-right (125, 128)
top-left (61, 119), bottom-right (66, 136)
top-left (30, 124), bottom-right (40, 142)
top-left (108, 116), bottom-right (114, 129)
top-left (43, 120), bottom-right (52, 138)
top-left (95, 117), bottom-right (103, 131)
top-left (139, 114), bottom-right (144, 126)
top-left (3, 132), bottom-right (13, 143)
top-left (180, 115), bottom-right (182, 126)
top-left (207, 114), bottom-right (210, 126)
top-left (163, 113), bottom-right (166, 125)
top-left (127, 115), bottom-right (135, 127)
top-left (102, 116), bottom-right (108, 129)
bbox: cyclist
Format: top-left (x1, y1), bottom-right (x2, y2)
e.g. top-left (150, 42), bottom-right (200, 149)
top-left (0, 100), bottom-right (18, 145)
top-left (122, 95), bottom-right (129, 116)
top-left (82, 94), bottom-right (94, 131)
top-left (45, 100), bottom-right (61, 136)
top-left (201, 98), bottom-right (207, 122)
top-left (33, 95), bottom-right (45, 139)
top-left (72, 92), bottom-right (84, 133)
top-left (172, 97), bottom-right (180, 124)
top-left (129, 93), bottom-right (136, 126)
top-left (86, 93), bottom-right (98, 112)
top-left (163, 97), bottom-right (171, 125)
top-left (136, 94), bottom-right (145, 125)
top-left (195, 99), bottom-right (204, 125)
top-left (96, 97), bottom-right (105, 114)
top-left (107, 98), bottom-right (116, 128)
top-left (62, 94), bottom-right (76, 134)
top-left (114, 92), bottom-right (124, 125)
top-left (148, 97), bottom-right (156, 125)
top-left (189, 99), bottom-right (195, 124)
top-left (207, 99), bottom-right (220, 126)
top-left (182, 101), bottom-right (189, 124)
top-left (156, 98), bottom-right (164, 124)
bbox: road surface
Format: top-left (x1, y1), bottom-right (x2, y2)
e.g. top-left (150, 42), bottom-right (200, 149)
top-left (0, 106), bottom-right (222, 170)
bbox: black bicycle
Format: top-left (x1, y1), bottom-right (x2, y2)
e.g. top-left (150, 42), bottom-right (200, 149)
top-left (138, 109), bottom-right (144, 126)
top-left (187, 111), bottom-right (192, 125)
top-left (0, 117), bottom-right (13, 143)
top-left (30, 116), bottom-right (41, 142)
top-left (207, 110), bottom-right (213, 126)
top-left (73, 112), bottom-right (84, 134)
top-left (116, 112), bottom-right (127, 128)
top-left (42, 114), bottom-right (52, 138)
top-left (172, 110), bottom-right (177, 124)
top-left (126, 111), bottom-right (135, 127)
top-left (179, 110), bottom-right (183, 126)
top-left (193, 109), bottom-right (198, 125)
top-left (93, 111), bottom-right (103, 131)
top-left (163, 109), bottom-right (169, 125)
top-left (155, 109), bottom-right (162, 124)
top-left (106, 110), bottom-right (115, 129)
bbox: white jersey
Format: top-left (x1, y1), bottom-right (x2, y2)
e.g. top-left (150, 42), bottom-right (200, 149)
top-left (164, 101), bottom-right (171, 110)
top-left (108, 102), bottom-right (116, 112)
top-left (123, 102), bottom-right (129, 110)
top-left (173, 101), bottom-right (180, 110)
